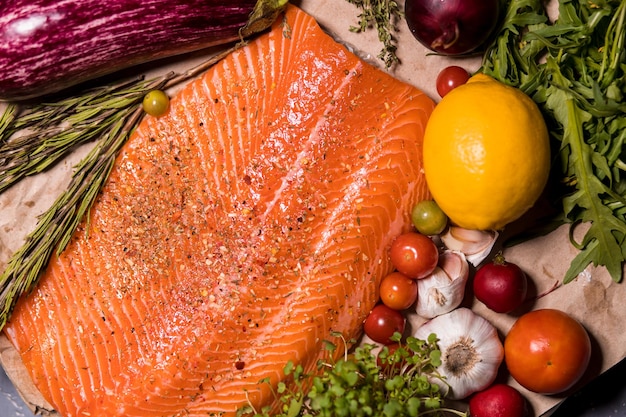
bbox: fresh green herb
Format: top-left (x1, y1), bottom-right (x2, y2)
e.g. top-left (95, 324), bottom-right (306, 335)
top-left (0, 46), bottom-right (238, 329)
top-left (481, 0), bottom-right (626, 283)
top-left (0, 79), bottom-right (158, 194)
top-left (239, 332), bottom-right (467, 417)
top-left (345, 0), bottom-right (403, 68)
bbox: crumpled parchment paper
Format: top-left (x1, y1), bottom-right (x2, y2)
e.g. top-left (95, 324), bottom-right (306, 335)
top-left (1, 1), bottom-right (625, 416)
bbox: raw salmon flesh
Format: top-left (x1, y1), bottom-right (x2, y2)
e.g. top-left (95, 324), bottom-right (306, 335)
top-left (4, 5), bottom-right (434, 416)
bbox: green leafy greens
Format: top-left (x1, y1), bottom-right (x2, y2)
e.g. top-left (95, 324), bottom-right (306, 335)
top-left (239, 332), bottom-right (466, 417)
top-left (480, 0), bottom-right (626, 283)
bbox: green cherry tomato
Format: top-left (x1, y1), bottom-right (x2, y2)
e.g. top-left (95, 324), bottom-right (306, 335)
top-left (143, 89), bottom-right (170, 117)
top-left (411, 200), bottom-right (448, 236)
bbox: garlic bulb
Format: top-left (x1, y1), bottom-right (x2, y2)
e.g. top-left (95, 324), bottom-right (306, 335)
top-left (440, 227), bottom-right (498, 266)
top-left (415, 250), bottom-right (469, 319)
top-left (412, 308), bottom-right (504, 400)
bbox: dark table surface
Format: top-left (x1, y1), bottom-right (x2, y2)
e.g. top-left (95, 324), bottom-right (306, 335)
top-left (2, 358), bottom-right (626, 416)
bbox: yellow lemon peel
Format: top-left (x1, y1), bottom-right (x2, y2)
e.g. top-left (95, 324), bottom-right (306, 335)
top-left (423, 74), bottom-right (551, 231)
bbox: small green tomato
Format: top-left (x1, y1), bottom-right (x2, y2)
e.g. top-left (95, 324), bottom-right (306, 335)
top-left (142, 89), bottom-right (170, 117)
top-left (411, 200), bottom-right (448, 236)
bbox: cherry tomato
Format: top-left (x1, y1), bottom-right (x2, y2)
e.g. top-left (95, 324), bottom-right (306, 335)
top-left (411, 200), bottom-right (448, 236)
top-left (379, 271), bottom-right (418, 310)
top-left (504, 309), bottom-right (591, 395)
top-left (389, 232), bottom-right (439, 279)
top-left (376, 343), bottom-right (405, 374)
top-left (436, 66), bottom-right (470, 98)
top-left (363, 304), bottom-right (406, 345)
top-left (143, 89), bottom-right (170, 117)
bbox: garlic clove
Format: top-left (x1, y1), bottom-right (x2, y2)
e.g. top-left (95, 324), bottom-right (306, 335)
top-left (440, 227), bottom-right (498, 266)
top-left (412, 307), bottom-right (504, 400)
top-left (415, 250), bottom-right (469, 319)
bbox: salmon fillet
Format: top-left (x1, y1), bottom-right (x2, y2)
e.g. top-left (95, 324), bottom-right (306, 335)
top-left (3, 5), bottom-right (434, 417)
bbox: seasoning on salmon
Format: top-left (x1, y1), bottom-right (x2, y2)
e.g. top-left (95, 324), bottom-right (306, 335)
top-left (3, 5), bottom-right (434, 417)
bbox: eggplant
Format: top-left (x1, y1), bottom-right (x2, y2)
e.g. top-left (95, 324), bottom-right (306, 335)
top-left (0, 0), bottom-right (288, 101)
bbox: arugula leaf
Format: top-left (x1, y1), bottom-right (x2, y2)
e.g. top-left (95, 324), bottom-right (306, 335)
top-left (546, 60), bottom-right (626, 282)
top-left (481, 0), bottom-right (626, 283)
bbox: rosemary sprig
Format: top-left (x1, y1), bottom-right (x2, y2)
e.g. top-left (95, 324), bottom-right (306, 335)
top-left (0, 79), bottom-right (159, 193)
top-left (346, 0), bottom-right (403, 68)
top-left (0, 45), bottom-right (238, 329)
top-left (0, 104), bottom-right (18, 139)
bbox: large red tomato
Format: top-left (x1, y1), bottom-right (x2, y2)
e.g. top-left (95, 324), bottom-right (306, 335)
top-left (504, 309), bottom-right (591, 395)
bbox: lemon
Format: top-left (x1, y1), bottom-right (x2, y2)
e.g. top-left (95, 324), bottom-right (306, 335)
top-left (423, 74), bottom-right (550, 231)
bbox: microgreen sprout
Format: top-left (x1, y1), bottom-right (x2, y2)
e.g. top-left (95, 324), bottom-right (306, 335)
top-left (239, 332), bottom-right (467, 417)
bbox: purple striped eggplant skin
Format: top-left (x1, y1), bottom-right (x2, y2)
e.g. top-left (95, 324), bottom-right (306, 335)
top-left (0, 0), bottom-right (288, 101)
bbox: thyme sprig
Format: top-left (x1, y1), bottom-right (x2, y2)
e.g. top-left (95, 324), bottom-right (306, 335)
top-left (346, 0), bottom-right (403, 68)
top-left (240, 332), bottom-right (467, 417)
top-left (0, 45), bottom-right (239, 329)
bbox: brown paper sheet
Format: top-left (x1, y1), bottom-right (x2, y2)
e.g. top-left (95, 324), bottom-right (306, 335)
top-left (1, 1), bottom-right (624, 416)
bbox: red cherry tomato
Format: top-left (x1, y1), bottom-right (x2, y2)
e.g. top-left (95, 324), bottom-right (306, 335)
top-left (436, 66), bottom-right (470, 98)
top-left (389, 232), bottom-right (439, 279)
top-left (363, 304), bottom-right (406, 345)
top-left (377, 343), bottom-right (405, 374)
top-left (379, 271), bottom-right (418, 310)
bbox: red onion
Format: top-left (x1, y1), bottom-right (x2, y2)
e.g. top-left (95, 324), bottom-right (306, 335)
top-left (405, 0), bottom-right (500, 56)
